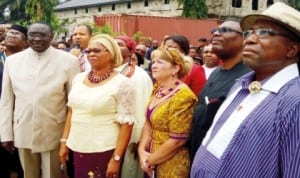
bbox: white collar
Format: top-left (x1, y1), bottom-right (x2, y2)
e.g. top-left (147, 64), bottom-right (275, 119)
top-left (262, 63), bottom-right (298, 93)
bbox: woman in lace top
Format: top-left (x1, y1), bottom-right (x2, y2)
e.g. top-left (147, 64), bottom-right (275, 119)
top-left (59, 34), bottom-right (135, 178)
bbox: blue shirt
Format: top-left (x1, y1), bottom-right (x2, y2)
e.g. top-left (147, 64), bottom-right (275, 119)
top-left (191, 64), bottom-right (300, 178)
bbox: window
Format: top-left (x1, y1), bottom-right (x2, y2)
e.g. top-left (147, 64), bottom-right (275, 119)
top-left (112, 4), bottom-right (115, 10)
top-left (164, 0), bottom-right (170, 4)
top-left (252, 0), bottom-right (258, 10)
top-left (74, 8), bottom-right (77, 14)
top-left (98, 6), bottom-right (101, 12)
top-left (85, 8), bottom-right (88, 13)
top-left (232, 0), bottom-right (242, 8)
top-left (127, 2), bottom-right (131, 9)
top-left (144, 0), bottom-right (149, 7)
top-left (267, 0), bottom-right (273, 7)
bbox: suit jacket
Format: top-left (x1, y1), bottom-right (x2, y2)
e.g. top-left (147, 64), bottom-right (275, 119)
top-left (0, 46), bottom-right (80, 152)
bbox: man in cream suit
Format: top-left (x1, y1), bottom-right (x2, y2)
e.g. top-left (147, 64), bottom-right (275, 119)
top-left (0, 22), bottom-right (79, 178)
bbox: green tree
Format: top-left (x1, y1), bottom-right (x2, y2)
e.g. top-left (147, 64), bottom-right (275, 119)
top-left (84, 22), bottom-right (116, 36)
top-left (287, 0), bottom-right (300, 11)
top-left (0, 0), bottom-right (27, 23)
top-left (0, 0), bottom-right (70, 34)
top-left (25, 0), bottom-right (70, 33)
top-left (178, 0), bottom-right (208, 19)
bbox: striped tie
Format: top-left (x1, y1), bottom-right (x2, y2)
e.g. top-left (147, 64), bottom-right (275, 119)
top-left (78, 54), bottom-right (85, 72)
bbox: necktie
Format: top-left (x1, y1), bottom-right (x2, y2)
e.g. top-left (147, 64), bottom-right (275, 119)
top-left (78, 54), bottom-right (85, 72)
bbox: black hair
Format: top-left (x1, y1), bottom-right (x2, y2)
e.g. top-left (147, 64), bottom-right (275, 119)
top-left (164, 35), bottom-right (190, 55)
top-left (57, 41), bottom-right (70, 48)
top-left (75, 24), bottom-right (93, 36)
top-left (198, 38), bottom-right (207, 42)
top-left (10, 24), bottom-right (28, 39)
top-left (134, 52), bottom-right (144, 66)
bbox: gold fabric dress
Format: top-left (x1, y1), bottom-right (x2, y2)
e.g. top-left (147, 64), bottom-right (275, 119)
top-left (147, 86), bottom-right (197, 178)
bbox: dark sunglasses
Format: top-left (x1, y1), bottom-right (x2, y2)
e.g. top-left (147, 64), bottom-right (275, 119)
top-left (210, 27), bottom-right (242, 35)
top-left (243, 28), bottom-right (294, 40)
top-left (84, 48), bottom-right (107, 54)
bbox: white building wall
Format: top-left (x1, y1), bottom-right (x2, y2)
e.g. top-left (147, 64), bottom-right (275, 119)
top-left (206, 0), bottom-right (284, 18)
top-left (55, 0), bottom-right (182, 25)
top-left (55, 0), bottom-right (286, 35)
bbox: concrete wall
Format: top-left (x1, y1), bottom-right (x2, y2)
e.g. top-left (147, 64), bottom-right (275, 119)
top-left (54, 0), bottom-right (285, 36)
top-left (55, 0), bottom-right (183, 32)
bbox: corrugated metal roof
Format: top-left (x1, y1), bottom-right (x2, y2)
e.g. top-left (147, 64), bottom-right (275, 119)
top-left (54, 0), bottom-right (133, 11)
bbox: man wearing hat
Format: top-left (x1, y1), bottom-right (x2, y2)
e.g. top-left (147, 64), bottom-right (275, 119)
top-left (3, 25), bottom-right (28, 56)
top-left (0, 24), bottom-right (28, 178)
top-left (191, 2), bottom-right (300, 177)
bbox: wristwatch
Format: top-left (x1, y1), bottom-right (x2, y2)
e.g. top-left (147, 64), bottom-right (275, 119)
top-left (113, 154), bottom-right (121, 161)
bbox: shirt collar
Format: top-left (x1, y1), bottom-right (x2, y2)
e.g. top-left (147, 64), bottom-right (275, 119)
top-left (263, 64), bottom-right (298, 93)
top-left (239, 63), bottom-right (299, 93)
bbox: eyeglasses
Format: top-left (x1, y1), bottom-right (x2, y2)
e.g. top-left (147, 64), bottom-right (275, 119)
top-left (6, 31), bottom-right (26, 39)
top-left (84, 48), bottom-right (108, 54)
top-left (211, 27), bottom-right (242, 35)
top-left (242, 28), bottom-right (293, 40)
top-left (28, 32), bottom-right (51, 39)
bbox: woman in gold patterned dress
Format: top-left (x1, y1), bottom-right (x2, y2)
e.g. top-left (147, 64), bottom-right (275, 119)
top-left (138, 48), bottom-right (198, 178)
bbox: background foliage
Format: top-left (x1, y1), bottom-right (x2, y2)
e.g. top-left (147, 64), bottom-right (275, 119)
top-left (0, 0), bottom-right (70, 34)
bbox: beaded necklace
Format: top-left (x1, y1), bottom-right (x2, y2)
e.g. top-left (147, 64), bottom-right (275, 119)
top-left (155, 81), bottom-right (180, 98)
top-left (88, 69), bottom-right (114, 83)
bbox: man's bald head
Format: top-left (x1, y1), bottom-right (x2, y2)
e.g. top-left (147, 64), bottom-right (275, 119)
top-left (219, 21), bottom-right (242, 34)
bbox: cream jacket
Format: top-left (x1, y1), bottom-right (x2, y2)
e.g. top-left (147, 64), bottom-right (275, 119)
top-left (0, 46), bottom-right (79, 152)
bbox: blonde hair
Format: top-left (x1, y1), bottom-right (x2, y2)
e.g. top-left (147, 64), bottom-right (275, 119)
top-left (89, 34), bottom-right (123, 68)
top-left (151, 48), bottom-right (189, 78)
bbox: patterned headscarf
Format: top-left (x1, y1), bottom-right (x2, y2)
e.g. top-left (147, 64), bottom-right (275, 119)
top-left (115, 35), bottom-right (136, 51)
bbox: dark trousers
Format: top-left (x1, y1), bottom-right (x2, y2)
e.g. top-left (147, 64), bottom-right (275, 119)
top-left (67, 150), bottom-right (74, 178)
top-left (0, 146), bottom-right (24, 178)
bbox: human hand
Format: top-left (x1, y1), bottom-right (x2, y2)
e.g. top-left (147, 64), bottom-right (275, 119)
top-left (138, 150), bottom-right (153, 177)
top-left (1, 141), bottom-right (15, 154)
top-left (59, 143), bottom-right (69, 166)
top-left (106, 158), bottom-right (121, 178)
top-left (69, 48), bottom-right (81, 57)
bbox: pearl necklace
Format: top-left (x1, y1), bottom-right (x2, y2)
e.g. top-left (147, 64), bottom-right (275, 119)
top-left (88, 69), bottom-right (114, 83)
top-left (155, 81), bottom-right (180, 98)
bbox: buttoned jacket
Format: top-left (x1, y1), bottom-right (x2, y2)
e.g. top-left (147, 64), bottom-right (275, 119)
top-left (0, 46), bottom-right (79, 152)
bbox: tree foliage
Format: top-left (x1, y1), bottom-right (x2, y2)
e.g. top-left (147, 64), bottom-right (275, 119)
top-left (288, 0), bottom-right (300, 11)
top-left (0, 0), bottom-right (70, 34)
top-left (0, 0), bottom-right (27, 24)
top-left (178, 0), bottom-right (208, 19)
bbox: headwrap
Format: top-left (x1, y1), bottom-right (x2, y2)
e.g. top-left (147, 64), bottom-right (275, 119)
top-left (89, 34), bottom-right (123, 68)
top-left (116, 35), bottom-right (136, 51)
top-left (151, 47), bottom-right (189, 78)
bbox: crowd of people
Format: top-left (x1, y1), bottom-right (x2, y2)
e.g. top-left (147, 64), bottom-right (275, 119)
top-left (0, 2), bottom-right (300, 178)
